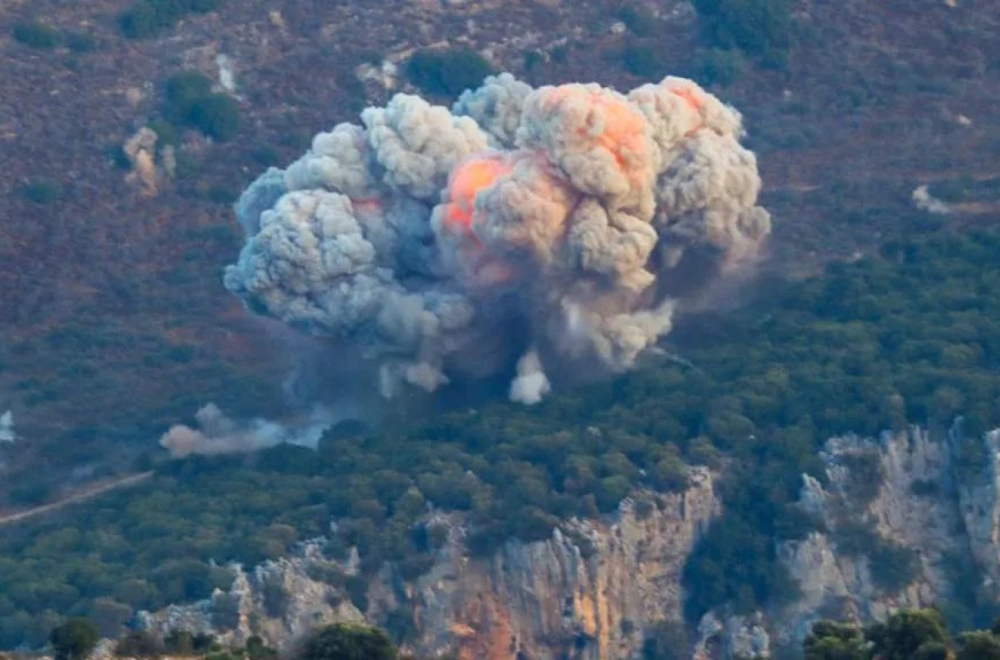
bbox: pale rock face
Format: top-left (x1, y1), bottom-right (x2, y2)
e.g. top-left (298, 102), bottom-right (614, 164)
top-left (142, 469), bottom-right (720, 660)
top-left (769, 427), bottom-right (1000, 652)
top-left (140, 426), bottom-right (1000, 660)
top-left (955, 430), bottom-right (1000, 596)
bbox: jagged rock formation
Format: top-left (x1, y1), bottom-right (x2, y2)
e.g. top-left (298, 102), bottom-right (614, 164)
top-left (142, 428), bottom-right (1000, 659)
top-left (142, 468), bottom-right (720, 660)
top-left (765, 427), bottom-right (1000, 652)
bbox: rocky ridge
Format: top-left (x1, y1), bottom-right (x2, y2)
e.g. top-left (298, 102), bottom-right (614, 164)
top-left (142, 428), bottom-right (1000, 659)
top-left (143, 468), bottom-right (720, 660)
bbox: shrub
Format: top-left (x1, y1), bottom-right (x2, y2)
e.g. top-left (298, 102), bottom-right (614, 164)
top-left (13, 21), bottom-right (58, 49)
top-left (262, 579), bottom-right (289, 618)
top-left (189, 94), bottom-right (240, 141)
top-left (869, 539), bottom-right (919, 593)
top-left (622, 44), bottom-right (664, 79)
top-left (22, 179), bottom-right (63, 205)
top-left (523, 50), bottom-right (544, 74)
top-left (50, 619), bottom-right (98, 660)
top-left (696, 48), bottom-right (745, 86)
top-left (297, 624), bottom-right (397, 660)
top-left (165, 71), bottom-right (214, 122)
top-left (114, 630), bottom-right (164, 658)
top-left (693, 0), bottom-right (791, 64)
top-left (405, 48), bottom-right (494, 97)
top-left (65, 32), bottom-right (96, 53)
top-left (617, 5), bottom-right (658, 38)
top-left (120, 0), bottom-right (221, 39)
top-left (163, 71), bottom-right (240, 141)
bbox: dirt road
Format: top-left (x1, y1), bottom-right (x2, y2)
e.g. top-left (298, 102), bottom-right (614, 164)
top-left (0, 471), bottom-right (154, 527)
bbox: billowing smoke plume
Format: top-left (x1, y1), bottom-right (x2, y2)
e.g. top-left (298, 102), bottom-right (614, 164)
top-left (225, 74), bottom-right (770, 403)
top-left (159, 403), bottom-right (333, 458)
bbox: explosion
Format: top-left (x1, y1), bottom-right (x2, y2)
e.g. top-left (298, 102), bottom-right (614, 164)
top-left (225, 73), bottom-right (771, 403)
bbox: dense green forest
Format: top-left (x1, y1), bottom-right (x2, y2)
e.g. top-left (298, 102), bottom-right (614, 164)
top-left (2, 227), bottom-right (1000, 648)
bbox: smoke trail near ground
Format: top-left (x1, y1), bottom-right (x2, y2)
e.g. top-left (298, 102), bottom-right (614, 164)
top-left (0, 411), bottom-right (14, 443)
top-left (225, 74), bottom-right (770, 403)
top-left (159, 403), bottom-right (334, 458)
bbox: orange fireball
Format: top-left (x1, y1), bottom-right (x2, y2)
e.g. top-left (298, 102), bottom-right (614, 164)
top-left (445, 155), bottom-right (514, 231)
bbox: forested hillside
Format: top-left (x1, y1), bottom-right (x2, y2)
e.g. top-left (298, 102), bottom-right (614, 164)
top-left (2, 226), bottom-right (999, 648)
top-left (2, 0), bottom-right (999, 506)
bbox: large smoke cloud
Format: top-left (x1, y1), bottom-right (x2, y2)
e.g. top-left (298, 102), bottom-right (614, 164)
top-left (225, 74), bottom-right (770, 403)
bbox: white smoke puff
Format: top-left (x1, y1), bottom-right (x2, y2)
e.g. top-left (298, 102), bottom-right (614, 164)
top-left (566, 199), bottom-right (658, 292)
top-left (0, 411), bottom-right (15, 443)
top-left (562, 300), bottom-right (676, 370)
top-left (453, 73), bottom-right (533, 148)
top-left (362, 94), bottom-right (489, 200)
top-left (912, 184), bottom-right (950, 214)
top-left (655, 132), bottom-right (771, 251)
top-left (234, 167), bottom-right (287, 236)
top-left (517, 83), bottom-right (657, 219)
top-left (285, 123), bottom-right (381, 199)
top-left (628, 77), bottom-right (743, 173)
top-left (509, 350), bottom-right (551, 405)
top-left (159, 403), bottom-right (334, 458)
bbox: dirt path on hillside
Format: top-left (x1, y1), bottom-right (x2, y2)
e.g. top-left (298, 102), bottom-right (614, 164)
top-left (0, 471), bottom-right (154, 527)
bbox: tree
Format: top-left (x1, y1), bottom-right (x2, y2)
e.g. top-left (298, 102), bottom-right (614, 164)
top-left (296, 624), bottom-right (397, 660)
top-left (957, 631), bottom-right (1000, 660)
top-left (50, 619), bottom-right (98, 660)
top-left (405, 48), bottom-right (494, 97)
top-left (803, 620), bottom-right (866, 660)
top-left (867, 610), bottom-right (950, 660)
top-left (115, 630), bottom-right (165, 658)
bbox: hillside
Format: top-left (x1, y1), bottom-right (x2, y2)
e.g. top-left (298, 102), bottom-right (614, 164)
top-left (1, 0), bottom-right (999, 502)
top-left (2, 0), bottom-right (1000, 656)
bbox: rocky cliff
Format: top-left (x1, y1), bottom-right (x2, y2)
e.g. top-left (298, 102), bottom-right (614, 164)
top-left (762, 426), bottom-right (1000, 654)
top-left (142, 468), bottom-right (720, 660)
top-left (142, 427), bottom-right (1000, 659)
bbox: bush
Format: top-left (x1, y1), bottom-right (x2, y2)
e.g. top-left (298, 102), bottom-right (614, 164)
top-left (405, 48), bottom-right (494, 97)
top-left (65, 32), bottom-right (97, 53)
top-left (22, 179), bottom-right (63, 205)
top-left (120, 0), bottom-right (221, 39)
top-left (50, 619), bottom-right (98, 660)
top-left (869, 539), bottom-right (919, 593)
top-left (617, 5), bottom-right (658, 38)
top-left (115, 630), bottom-right (164, 658)
top-left (622, 45), bottom-right (664, 79)
top-left (642, 621), bottom-right (688, 660)
top-left (693, 0), bottom-right (791, 64)
top-left (13, 21), bottom-right (59, 49)
top-left (163, 71), bottom-right (240, 141)
top-left (696, 48), bottom-right (745, 86)
top-left (189, 94), bottom-right (240, 141)
top-left (297, 623), bottom-right (397, 660)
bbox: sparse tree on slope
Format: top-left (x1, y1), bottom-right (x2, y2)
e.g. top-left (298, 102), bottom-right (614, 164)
top-left (50, 619), bottom-right (97, 660)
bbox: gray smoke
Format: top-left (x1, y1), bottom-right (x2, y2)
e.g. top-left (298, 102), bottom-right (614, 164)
top-left (225, 74), bottom-right (771, 402)
top-left (0, 410), bottom-right (14, 443)
top-left (159, 403), bottom-right (334, 458)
